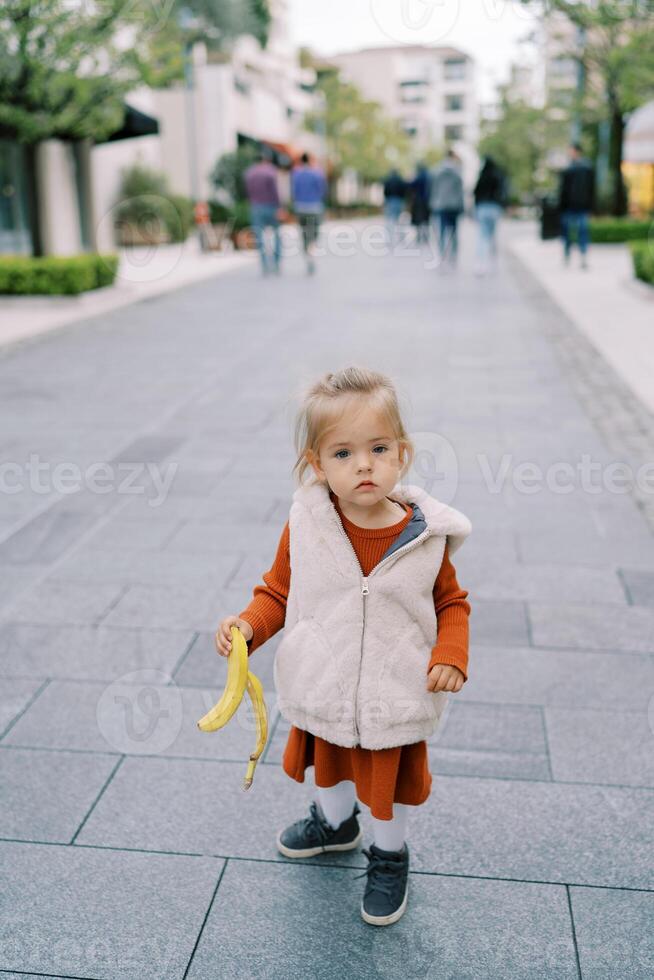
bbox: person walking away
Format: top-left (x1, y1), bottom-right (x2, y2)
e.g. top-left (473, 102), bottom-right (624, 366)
top-left (473, 155), bottom-right (507, 276)
top-left (409, 163), bottom-right (431, 245)
top-left (429, 150), bottom-right (464, 267)
top-left (215, 366), bottom-right (473, 927)
top-left (244, 149), bottom-right (283, 276)
top-left (291, 152), bottom-right (328, 275)
top-left (383, 169), bottom-right (407, 245)
top-left (558, 143), bottom-right (595, 270)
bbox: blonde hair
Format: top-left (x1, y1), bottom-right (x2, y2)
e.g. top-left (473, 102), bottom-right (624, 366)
top-left (292, 366), bottom-right (415, 486)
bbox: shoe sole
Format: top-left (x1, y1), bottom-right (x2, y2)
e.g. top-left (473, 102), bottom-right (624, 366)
top-left (276, 827), bottom-right (363, 859)
top-left (360, 884), bottom-right (409, 926)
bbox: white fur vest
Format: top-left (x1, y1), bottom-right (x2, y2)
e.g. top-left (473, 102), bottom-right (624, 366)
top-left (273, 480), bottom-right (472, 750)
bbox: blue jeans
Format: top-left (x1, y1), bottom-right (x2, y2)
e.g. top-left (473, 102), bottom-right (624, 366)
top-left (250, 203), bottom-right (281, 272)
top-left (475, 202), bottom-right (502, 263)
top-left (433, 209), bottom-right (460, 260)
top-left (384, 196), bottom-right (404, 224)
top-left (561, 210), bottom-right (590, 256)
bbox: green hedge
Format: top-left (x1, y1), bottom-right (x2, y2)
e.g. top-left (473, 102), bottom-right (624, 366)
top-left (630, 241), bottom-right (654, 286)
top-left (590, 218), bottom-right (652, 243)
top-left (0, 254), bottom-right (119, 295)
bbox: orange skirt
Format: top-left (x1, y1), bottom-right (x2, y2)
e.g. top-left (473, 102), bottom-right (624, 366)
top-left (282, 724), bottom-right (432, 821)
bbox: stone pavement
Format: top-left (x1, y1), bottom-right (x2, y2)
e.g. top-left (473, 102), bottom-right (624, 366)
top-left (1, 217), bottom-right (653, 979)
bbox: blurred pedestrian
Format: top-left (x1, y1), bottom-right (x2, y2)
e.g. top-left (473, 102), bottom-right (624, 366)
top-left (409, 163), bottom-right (431, 245)
top-left (383, 168), bottom-right (407, 244)
top-left (472, 155), bottom-right (507, 276)
top-left (291, 152), bottom-right (327, 275)
top-left (244, 148), bottom-right (283, 276)
top-left (429, 150), bottom-right (464, 267)
top-left (558, 143), bottom-right (595, 270)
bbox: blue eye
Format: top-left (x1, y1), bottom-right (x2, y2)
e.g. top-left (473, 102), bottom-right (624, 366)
top-left (373, 446), bottom-right (388, 454)
top-left (335, 450), bottom-right (349, 459)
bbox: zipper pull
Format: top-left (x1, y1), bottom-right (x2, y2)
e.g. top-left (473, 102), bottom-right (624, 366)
top-left (361, 578), bottom-right (369, 595)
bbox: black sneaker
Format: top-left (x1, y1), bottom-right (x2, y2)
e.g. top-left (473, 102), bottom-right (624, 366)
top-left (276, 800), bottom-right (362, 859)
top-left (355, 842), bottom-right (410, 926)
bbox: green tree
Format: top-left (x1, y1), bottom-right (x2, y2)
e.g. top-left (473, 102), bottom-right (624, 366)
top-left (479, 86), bottom-right (568, 203)
top-left (0, 1), bottom-right (270, 144)
top-left (522, 0), bottom-right (654, 215)
top-left (304, 66), bottom-right (412, 194)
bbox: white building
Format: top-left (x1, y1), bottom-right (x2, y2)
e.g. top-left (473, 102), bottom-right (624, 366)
top-left (2, 0), bottom-right (324, 257)
top-left (329, 45), bottom-right (479, 186)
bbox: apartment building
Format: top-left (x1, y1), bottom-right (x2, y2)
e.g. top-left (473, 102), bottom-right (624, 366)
top-left (329, 45), bottom-right (479, 185)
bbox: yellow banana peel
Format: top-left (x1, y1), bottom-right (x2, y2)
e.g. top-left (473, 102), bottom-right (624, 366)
top-left (196, 625), bottom-right (269, 790)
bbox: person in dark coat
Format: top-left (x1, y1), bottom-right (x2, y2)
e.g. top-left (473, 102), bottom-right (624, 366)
top-left (558, 143), bottom-right (595, 269)
top-left (409, 163), bottom-right (431, 244)
top-left (472, 155), bottom-right (507, 275)
top-left (383, 169), bottom-right (407, 243)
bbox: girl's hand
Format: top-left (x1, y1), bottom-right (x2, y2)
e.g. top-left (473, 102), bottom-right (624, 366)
top-left (215, 616), bottom-right (254, 657)
top-left (426, 663), bottom-right (464, 693)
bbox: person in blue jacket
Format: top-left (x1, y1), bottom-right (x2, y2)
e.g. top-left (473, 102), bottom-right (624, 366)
top-left (291, 152), bottom-right (328, 275)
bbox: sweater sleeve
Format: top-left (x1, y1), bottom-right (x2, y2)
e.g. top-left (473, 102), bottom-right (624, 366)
top-left (427, 541), bottom-right (471, 681)
top-left (237, 520), bottom-right (291, 655)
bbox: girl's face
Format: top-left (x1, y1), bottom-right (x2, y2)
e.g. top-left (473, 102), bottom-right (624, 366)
top-left (308, 402), bottom-right (404, 506)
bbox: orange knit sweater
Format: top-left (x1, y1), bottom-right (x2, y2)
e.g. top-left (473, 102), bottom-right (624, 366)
top-left (238, 489), bottom-right (471, 820)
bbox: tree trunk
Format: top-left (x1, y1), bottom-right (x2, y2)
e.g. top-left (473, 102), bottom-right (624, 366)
top-left (608, 104), bottom-right (628, 217)
top-left (25, 142), bottom-right (43, 257)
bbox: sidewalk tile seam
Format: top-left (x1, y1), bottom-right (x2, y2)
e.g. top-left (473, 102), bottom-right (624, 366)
top-left (5, 837), bottom-right (652, 894)
top-left (69, 755), bottom-right (125, 845)
top-left (181, 859), bottom-right (230, 980)
top-left (0, 677), bottom-right (51, 741)
top-left (565, 884), bottom-right (584, 980)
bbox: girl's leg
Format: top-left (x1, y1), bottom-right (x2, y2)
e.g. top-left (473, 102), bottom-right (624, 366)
top-left (371, 802), bottom-right (410, 852)
top-left (315, 779), bottom-right (357, 829)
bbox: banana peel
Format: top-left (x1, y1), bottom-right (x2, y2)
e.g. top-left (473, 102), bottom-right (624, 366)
top-left (196, 625), bottom-right (268, 790)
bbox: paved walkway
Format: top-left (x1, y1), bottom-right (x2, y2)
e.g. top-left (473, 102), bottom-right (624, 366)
top-left (1, 217), bottom-right (653, 979)
top-left (505, 221), bottom-right (654, 413)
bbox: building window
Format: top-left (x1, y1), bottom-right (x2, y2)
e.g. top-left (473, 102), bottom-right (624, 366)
top-left (444, 58), bottom-right (466, 80)
top-left (444, 125), bottom-right (463, 141)
top-left (398, 79), bottom-right (428, 104)
top-left (445, 94), bottom-right (464, 112)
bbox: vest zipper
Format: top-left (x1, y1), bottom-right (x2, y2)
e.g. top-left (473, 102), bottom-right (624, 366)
top-left (331, 506), bottom-right (430, 746)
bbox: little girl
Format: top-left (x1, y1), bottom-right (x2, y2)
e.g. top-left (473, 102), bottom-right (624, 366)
top-left (215, 366), bottom-right (472, 927)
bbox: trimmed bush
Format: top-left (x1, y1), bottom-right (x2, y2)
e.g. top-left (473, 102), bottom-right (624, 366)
top-left (590, 218), bottom-right (651, 243)
top-left (0, 254), bottom-right (119, 295)
top-left (630, 241), bottom-right (654, 286)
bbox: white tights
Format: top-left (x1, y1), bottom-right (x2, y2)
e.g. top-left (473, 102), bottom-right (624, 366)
top-left (315, 778), bottom-right (410, 852)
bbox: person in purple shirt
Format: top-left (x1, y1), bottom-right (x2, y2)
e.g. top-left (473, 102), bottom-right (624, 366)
top-left (291, 152), bottom-right (327, 275)
top-left (244, 149), bottom-right (282, 275)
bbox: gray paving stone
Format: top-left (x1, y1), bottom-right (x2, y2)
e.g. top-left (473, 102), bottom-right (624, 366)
top-left (517, 525), bottom-right (654, 567)
top-left (621, 567), bottom-right (654, 606)
top-left (0, 677), bottom-right (46, 736)
top-left (0, 747), bottom-right (117, 842)
top-left (163, 519), bottom-right (291, 557)
top-left (187, 860), bottom-right (578, 980)
top-left (408, 774), bottom-right (653, 888)
top-left (570, 885), bottom-right (654, 980)
top-left (75, 755), bottom-right (358, 864)
top-left (0, 840), bottom-right (221, 978)
top-left (0, 563), bottom-right (51, 612)
top-left (545, 707), bottom-right (654, 788)
top-left (2, 678), bottom-right (279, 762)
top-left (461, 645), bottom-right (654, 712)
top-left (529, 602), bottom-right (654, 652)
top-left (469, 599), bottom-right (530, 646)
top-left (1, 580), bottom-right (124, 627)
top-left (0, 623), bottom-right (192, 682)
top-left (0, 506), bottom-right (99, 564)
top-left (100, 583), bottom-right (225, 631)
top-left (457, 558), bottom-right (626, 604)
top-left (51, 546), bottom-right (241, 589)
top-left (80, 517), bottom-right (182, 551)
